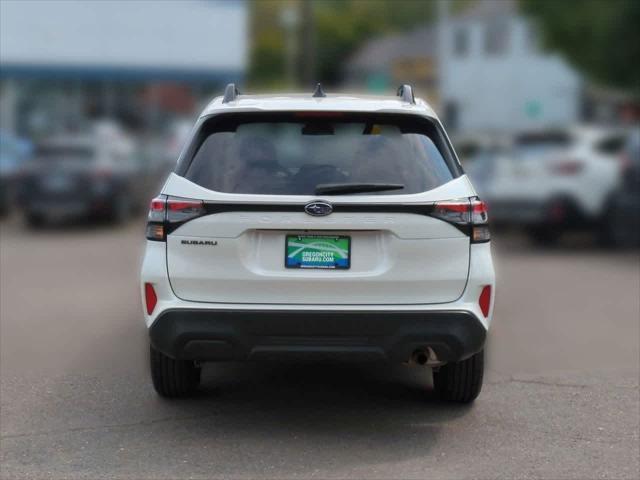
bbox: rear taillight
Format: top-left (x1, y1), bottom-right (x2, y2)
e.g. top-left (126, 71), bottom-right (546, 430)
top-left (166, 197), bottom-right (206, 223)
top-left (145, 195), bottom-right (205, 241)
top-left (144, 283), bottom-right (157, 315)
top-left (93, 167), bottom-right (113, 179)
top-left (146, 195), bottom-right (166, 241)
top-left (146, 223), bottom-right (165, 241)
top-left (619, 152), bottom-right (632, 173)
top-left (470, 198), bottom-right (490, 242)
top-left (548, 159), bottom-right (584, 175)
top-left (431, 200), bottom-right (470, 225)
top-left (429, 197), bottom-right (490, 243)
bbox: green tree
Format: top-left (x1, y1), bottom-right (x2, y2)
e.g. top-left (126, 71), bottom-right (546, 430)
top-left (248, 0), bottom-right (438, 88)
top-left (521, 0), bottom-right (640, 92)
top-left (313, 0), bottom-right (436, 85)
top-left (248, 0), bottom-right (292, 88)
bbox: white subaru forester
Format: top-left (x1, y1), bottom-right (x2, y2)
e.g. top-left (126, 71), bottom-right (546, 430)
top-left (140, 84), bottom-right (495, 403)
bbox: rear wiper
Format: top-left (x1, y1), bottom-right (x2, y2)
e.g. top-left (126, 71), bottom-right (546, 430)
top-left (314, 183), bottom-right (405, 195)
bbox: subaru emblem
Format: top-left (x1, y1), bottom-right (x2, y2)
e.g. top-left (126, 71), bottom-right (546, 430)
top-left (304, 201), bottom-right (333, 216)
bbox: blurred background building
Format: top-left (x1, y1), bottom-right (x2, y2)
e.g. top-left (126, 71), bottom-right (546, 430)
top-left (343, 0), bottom-right (583, 134)
top-left (437, 0), bottom-right (581, 133)
top-left (0, 0), bottom-right (247, 137)
top-left (3, 0), bottom-right (637, 140)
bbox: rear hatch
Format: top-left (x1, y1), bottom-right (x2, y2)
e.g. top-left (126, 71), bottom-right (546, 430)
top-left (162, 111), bottom-right (475, 305)
top-left (490, 131), bottom-right (573, 196)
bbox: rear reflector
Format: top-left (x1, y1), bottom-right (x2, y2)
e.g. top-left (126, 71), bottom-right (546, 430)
top-left (144, 283), bottom-right (157, 315)
top-left (479, 285), bottom-right (492, 317)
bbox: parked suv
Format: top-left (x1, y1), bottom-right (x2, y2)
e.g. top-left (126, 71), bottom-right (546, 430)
top-left (21, 124), bottom-right (144, 226)
top-left (140, 84), bottom-right (495, 403)
top-left (484, 126), bottom-right (628, 244)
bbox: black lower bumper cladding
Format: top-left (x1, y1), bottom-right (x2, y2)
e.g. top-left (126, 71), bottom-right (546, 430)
top-left (149, 309), bottom-right (486, 363)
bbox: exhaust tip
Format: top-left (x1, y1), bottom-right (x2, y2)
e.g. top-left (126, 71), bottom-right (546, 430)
top-left (412, 350), bottom-right (429, 366)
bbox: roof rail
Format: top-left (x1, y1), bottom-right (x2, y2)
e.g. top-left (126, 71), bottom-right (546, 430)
top-left (397, 84), bottom-right (415, 104)
top-left (222, 83), bottom-right (240, 103)
top-left (312, 83), bottom-right (326, 98)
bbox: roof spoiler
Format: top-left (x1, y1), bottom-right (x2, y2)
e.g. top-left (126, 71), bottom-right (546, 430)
top-left (222, 83), bottom-right (241, 104)
top-left (397, 84), bottom-right (415, 104)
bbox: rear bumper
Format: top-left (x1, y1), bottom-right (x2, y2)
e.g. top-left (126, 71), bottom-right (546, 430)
top-left (21, 179), bottom-right (122, 218)
top-left (149, 309), bottom-right (487, 363)
top-left (488, 197), bottom-right (589, 226)
top-left (25, 200), bottom-right (93, 217)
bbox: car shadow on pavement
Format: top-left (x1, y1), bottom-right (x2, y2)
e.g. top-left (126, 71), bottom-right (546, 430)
top-left (3, 360), bottom-right (478, 478)
top-left (141, 361), bottom-right (475, 474)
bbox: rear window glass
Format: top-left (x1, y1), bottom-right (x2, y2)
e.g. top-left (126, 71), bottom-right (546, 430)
top-left (513, 132), bottom-right (571, 159)
top-left (595, 135), bottom-right (626, 155)
top-left (180, 113), bottom-right (459, 195)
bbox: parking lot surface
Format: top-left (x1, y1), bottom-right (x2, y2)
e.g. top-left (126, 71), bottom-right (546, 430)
top-left (1, 218), bottom-right (638, 479)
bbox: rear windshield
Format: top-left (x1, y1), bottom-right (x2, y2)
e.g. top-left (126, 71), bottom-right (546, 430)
top-left (513, 132), bottom-right (571, 159)
top-left (595, 134), bottom-right (627, 155)
top-left (179, 112), bottom-right (460, 195)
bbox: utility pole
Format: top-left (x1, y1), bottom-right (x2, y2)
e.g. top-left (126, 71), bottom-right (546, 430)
top-left (299, 0), bottom-right (316, 86)
top-left (437, 0), bottom-right (449, 109)
top-left (279, 6), bottom-right (300, 88)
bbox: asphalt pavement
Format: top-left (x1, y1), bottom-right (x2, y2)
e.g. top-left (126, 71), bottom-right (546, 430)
top-left (1, 217), bottom-right (638, 479)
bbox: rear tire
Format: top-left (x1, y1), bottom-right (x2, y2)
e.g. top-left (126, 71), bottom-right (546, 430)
top-left (150, 345), bottom-right (201, 398)
top-left (110, 194), bottom-right (131, 224)
top-left (26, 212), bottom-right (45, 228)
top-left (433, 350), bottom-right (484, 403)
top-left (601, 200), bottom-right (640, 248)
top-left (526, 225), bottom-right (561, 246)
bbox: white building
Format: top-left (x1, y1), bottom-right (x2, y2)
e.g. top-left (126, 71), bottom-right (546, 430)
top-left (439, 0), bottom-right (581, 133)
top-left (0, 0), bottom-right (248, 135)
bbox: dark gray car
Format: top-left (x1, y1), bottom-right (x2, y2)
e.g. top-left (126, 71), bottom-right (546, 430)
top-left (606, 129), bottom-right (640, 247)
top-left (20, 134), bottom-right (152, 226)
